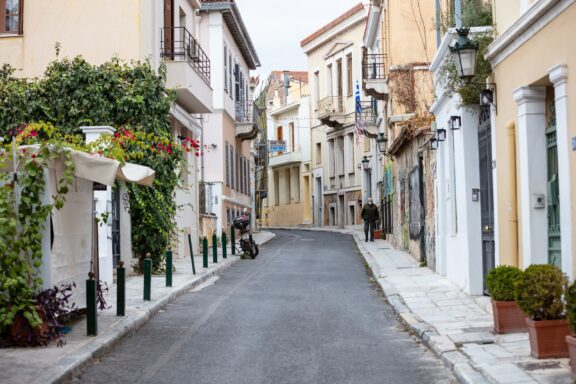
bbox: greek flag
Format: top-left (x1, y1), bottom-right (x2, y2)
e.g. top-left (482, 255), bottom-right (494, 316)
top-left (354, 80), bottom-right (363, 141)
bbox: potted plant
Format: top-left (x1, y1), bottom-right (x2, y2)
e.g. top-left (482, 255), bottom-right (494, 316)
top-left (486, 265), bottom-right (526, 334)
top-left (515, 264), bottom-right (569, 358)
top-left (565, 280), bottom-right (576, 374)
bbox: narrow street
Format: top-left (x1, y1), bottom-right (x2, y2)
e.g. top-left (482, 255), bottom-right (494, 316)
top-left (72, 230), bottom-right (455, 384)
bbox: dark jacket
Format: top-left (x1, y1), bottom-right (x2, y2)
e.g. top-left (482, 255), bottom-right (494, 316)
top-left (361, 203), bottom-right (379, 222)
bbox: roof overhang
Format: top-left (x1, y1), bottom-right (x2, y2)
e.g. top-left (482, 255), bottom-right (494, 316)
top-left (363, 5), bottom-right (380, 49)
top-left (200, 1), bottom-right (261, 70)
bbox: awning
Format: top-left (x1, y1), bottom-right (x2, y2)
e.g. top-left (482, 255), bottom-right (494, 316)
top-left (2, 145), bottom-right (155, 187)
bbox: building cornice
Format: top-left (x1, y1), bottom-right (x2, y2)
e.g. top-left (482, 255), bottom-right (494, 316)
top-left (301, 7), bottom-right (368, 55)
top-left (485, 0), bottom-right (575, 67)
top-left (200, 1), bottom-right (261, 69)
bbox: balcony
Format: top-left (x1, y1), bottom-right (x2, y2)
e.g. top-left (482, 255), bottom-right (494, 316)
top-left (235, 100), bottom-right (258, 141)
top-left (161, 27), bottom-right (212, 113)
top-left (269, 149), bottom-right (302, 168)
top-left (355, 101), bottom-right (379, 137)
top-left (317, 96), bottom-right (346, 129)
top-left (362, 53), bottom-right (389, 101)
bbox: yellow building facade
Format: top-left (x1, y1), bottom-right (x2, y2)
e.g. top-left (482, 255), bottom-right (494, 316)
top-left (486, 0), bottom-right (576, 278)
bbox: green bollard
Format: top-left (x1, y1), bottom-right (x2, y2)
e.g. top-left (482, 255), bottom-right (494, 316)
top-left (117, 261), bottom-right (125, 316)
top-left (212, 233), bottom-right (218, 263)
top-left (188, 233), bottom-right (196, 275)
top-left (144, 254), bottom-right (152, 301)
top-left (86, 272), bottom-right (97, 336)
top-left (222, 232), bottom-right (227, 259)
top-left (203, 237), bottom-right (208, 268)
top-left (231, 225), bottom-right (236, 255)
top-left (165, 250), bottom-right (172, 287)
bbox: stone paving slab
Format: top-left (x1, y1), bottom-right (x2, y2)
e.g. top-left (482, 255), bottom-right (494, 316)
top-left (0, 232), bottom-right (275, 384)
top-left (270, 226), bottom-right (573, 384)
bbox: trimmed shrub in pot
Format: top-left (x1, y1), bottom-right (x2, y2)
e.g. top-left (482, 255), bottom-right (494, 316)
top-left (486, 265), bottom-right (526, 334)
top-left (515, 264), bottom-right (569, 358)
top-left (564, 280), bottom-right (576, 374)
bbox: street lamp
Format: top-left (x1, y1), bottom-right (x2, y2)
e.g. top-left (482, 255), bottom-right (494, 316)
top-left (361, 156), bottom-right (370, 170)
top-left (375, 132), bottom-right (387, 153)
top-left (449, 28), bottom-right (479, 82)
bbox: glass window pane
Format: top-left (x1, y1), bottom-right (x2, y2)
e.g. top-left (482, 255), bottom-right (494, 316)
top-left (6, 16), bottom-right (19, 32)
top-left (7, 0), bottom-right (20, 14)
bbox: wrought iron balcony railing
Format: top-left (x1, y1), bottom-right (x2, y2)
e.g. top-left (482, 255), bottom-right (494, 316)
top-left (161, 27), bottom-right (211, 85)
top-left (362, 53), bottom-right (387, 80)
top-left (235, 100), bottom-right (254, 124)
top-left (355, 101), bottom-right (378, 125)
top-left (317, 96), bottom-right (345, 118)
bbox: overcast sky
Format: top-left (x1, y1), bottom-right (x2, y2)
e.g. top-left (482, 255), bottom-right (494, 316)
top-left (235, 0), bottom-right (363, 80)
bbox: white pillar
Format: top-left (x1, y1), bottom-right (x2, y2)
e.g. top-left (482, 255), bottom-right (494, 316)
top-left (549, 64), bottom-right (572, 279)
top-left (513, 87), bottom-right (548, 268)
top-left (80, 126), bottom-right (115, 286)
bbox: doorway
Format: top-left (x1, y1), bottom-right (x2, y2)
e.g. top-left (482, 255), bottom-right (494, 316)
top-left (546, 89), bottom-right (561, 267)
top-left (478, 106), bottom-right (495, 293)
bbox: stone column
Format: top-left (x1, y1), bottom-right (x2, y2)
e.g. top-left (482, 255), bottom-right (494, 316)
top-left (512, 87), bottom-right (547, 267)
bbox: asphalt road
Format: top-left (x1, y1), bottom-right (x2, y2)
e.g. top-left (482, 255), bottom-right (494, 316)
top-left (73, 230), bottom-right (455, 384)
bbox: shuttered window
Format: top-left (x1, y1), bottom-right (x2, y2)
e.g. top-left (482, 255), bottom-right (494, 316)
top-left (225, 141), bottom-right (230, 186)
top-left (224, 45), bottom-right (228, 93)
top-left (230, 144), bottom-right (234, 189)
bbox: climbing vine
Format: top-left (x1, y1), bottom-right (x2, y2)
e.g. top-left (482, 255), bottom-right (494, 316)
top-left (0, 123), bottom-right (75, 335)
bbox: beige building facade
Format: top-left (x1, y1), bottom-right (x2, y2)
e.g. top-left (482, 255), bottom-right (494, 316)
top-left (262, 71), bottom-right (312, 228)
top-left (486, 0), bottom-right (576, 279)
top-left (301, 3), bottom-right (371, 228)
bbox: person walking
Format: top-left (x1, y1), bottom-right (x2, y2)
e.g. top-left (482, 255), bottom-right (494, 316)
top-left (361, 197), bottom-right (379, 242)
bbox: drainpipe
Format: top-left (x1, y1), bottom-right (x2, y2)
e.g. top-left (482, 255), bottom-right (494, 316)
top-left (504, 121), bottom-right (518, 267)
top-left (454, 0), bottom-right (462, 28)
top-left (435, 0), bottom-right (441, 48)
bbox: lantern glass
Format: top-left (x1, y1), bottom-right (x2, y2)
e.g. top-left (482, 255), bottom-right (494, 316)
top-left (452, 48), bottom-right (477, 80)
top-left (430, 139), bottom-right (438, 150)
top-left (437, 128), bottom-right (446, 142)
top-left (450, 116), bottom-right (461, 130)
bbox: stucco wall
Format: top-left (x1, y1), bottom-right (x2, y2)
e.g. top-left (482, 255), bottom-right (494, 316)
top-left (490, 3), bottom-right (576, 276)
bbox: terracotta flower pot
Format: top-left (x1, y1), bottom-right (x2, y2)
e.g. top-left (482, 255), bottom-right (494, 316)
top-left (566, 335), bottom-right (576, 375)
top-left (491, 300), bottom-right (527, 334)
top-left (525, 317), bottom-right (570, 358)
top-left (9, 305), bottom-right (49, 346)
top-left (373, 230), bottom-right (382, 240)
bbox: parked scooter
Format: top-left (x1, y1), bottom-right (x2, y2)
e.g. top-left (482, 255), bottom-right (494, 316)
top-left (233, 209), bottom-right (259, 259)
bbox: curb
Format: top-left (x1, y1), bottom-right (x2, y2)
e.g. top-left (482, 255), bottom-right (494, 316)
top-left (268, 227), bottom-right (493, 384)
top-left (40, 233), bottom-right (276, 384)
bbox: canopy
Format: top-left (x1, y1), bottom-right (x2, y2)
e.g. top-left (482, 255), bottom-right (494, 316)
top-left (2, 145), bottom-right (155, 186)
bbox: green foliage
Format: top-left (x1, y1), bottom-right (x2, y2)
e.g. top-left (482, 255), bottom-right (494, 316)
top-left (566, 280), bottom-right (576, 334)
top-left (486, 265), bottom-right (521, 301)
top-left (515, 264), bottom-right (565, 321)
top-left (438, 32), bottom-right (494, 106)
top-left (0, 128), bottom-right (75, 335)
top-left (440, 0), bottom-right (493, 33)
top-left (0, 56), bottom-right (195, 336)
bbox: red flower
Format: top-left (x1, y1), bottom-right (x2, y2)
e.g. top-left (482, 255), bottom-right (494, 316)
top-left (195, 152), bottom-right (199, 157)
top-left (30, 131), bottom-right (38, 137)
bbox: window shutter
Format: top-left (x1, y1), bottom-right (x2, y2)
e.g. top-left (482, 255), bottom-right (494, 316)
top-left (224, 45), bottom-right (228, 93)
top-left (225, 141), bottom-right (229, 186)
top-left (230, 144), bottom-right (234, 189)
top-left (236, 148), bottom-right (239, 191)
top-left (234, 64), bottom-right (240, 102)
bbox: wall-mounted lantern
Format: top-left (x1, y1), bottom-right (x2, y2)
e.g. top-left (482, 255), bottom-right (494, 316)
top-left (436, 128), bottom-right (447, 142)
top-left (361, 156), bottom-right (370, 170)
top-left (449, 28), bottom-right (479, 82)
top-left (450, 116), bottom-right (461, 130)
top-left (430, 138), bottom-right (438, 150)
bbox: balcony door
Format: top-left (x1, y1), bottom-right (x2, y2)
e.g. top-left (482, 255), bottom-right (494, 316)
top-left (164, 0), bottom-right (174, 59)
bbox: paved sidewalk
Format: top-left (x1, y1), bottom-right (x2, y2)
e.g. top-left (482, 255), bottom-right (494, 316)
top-left (270, 226), bottom-right (572, 384)
top-left (0, 231), bottom-right (275, 384)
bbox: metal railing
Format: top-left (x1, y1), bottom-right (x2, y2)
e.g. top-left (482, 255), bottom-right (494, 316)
top-left (161, 27), bottom-right (211, 85)
top-left (355, 101), bottom-right (378, 125)
top-left (362, 53), bottom-right (387, 80)
top-left (235, 100), bottom-right (254, 124)
top-left (317, 96), bottom-right (345, 118)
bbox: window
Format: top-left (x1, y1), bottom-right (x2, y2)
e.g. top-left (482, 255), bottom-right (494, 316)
top-left (1, 0), bottom-right (22, 34)
top-left (316, 143), bottom-right (321, 164)
top-left (230, 144), bottom-right (234, 189)
top-left (225, 141), bottom-right (230, 186)
top-left (236, 148), bottom-right (239, 191)
top-left (247, 161), bottom-right (251, 196)
top-left (289, 122), bottom-right (295, 152)
top-left (326, 64), bottom-right (333, 96)
top-left (227, 208), bottom-right (231, 224)
top-left (240, 156), bottom-right (244, 194)
top-left (347, 54), bottom-right (353, 96)
top-left (314, 71), bottom-right (320, 108)
top-left (228, 54), bottom-right (233, 99)
top-left (243, 157), bottom-right (247, 195)
top-left (224, 45), bottom-right (228, 93)
top-left (234, 63), bottom-right (240, 102)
